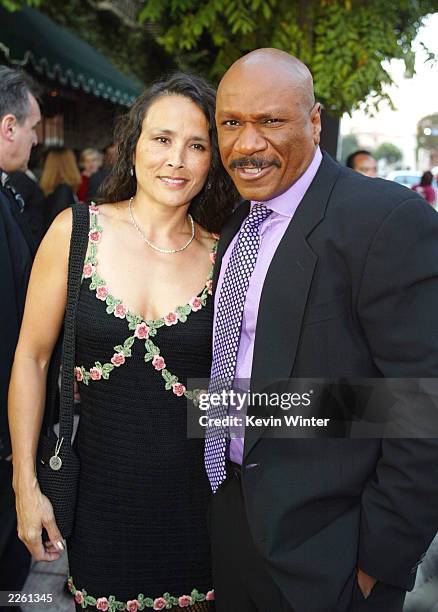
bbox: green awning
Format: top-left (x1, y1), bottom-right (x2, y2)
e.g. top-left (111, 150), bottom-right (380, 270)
top-left (0, 7), bottom-right (143, 106)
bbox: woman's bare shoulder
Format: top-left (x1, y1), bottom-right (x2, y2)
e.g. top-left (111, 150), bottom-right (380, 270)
top-left (31, 208), bottom-right (72, 277)
top-left (94, 202), bottom-right (125, 219)
top-left (45, 206), bottom-right (73, 242)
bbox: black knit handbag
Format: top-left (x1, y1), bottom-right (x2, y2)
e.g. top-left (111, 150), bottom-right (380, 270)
top-left (36, 202), bottom-right (89, 540)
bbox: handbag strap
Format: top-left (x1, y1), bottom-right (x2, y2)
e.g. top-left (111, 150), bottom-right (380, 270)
top-left (58, 202), bottom-right (89, 443)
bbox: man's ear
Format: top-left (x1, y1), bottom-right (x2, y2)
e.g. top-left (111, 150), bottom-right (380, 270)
top-left (0, 113), bottom-right (17, 141)
top-left (310, 103), bottom-right (322, 146)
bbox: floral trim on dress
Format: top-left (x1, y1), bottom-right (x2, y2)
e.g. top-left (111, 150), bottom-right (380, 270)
top-left (75, 205), bottom-right (217, 403)
top-left (68, 576), bottom-right (214, 611)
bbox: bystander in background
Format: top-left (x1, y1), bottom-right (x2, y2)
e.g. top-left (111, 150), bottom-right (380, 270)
top-left (40, 147), bottom-right (80, 231)
top-left (8, 168), bottom-right (45, 246)
top-left (412, 171), bottom-right (436, 207)
top-left (86, 142), bottom-right (116, 202)
top-left (0, 64), bottom-right (40, 612)
top-left (76, 146), bottom-right (102, 202)
top-left (346, 149), bottom-right (378, 177)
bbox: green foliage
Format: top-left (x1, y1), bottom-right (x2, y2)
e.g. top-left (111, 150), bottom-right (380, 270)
top-left (138, 0), bottom-right (438, 115)
top-left (374, 142), bottom-right (403, 164)
top-left (11, 0), bottom-right (175, 84)
top-left (339, 133), bottom-right (360, 164)
top-left (0, 0), bottom-right (41, 10)
top-left (7, 0), bottom-right (437, 115)
top-left (417, 113), bottom-right (438, 151)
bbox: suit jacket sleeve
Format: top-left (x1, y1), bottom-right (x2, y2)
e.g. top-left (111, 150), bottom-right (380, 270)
top-left (0, 209), bottom-right (20, 458)
top-left (357, 195), bottom-right (438, 590)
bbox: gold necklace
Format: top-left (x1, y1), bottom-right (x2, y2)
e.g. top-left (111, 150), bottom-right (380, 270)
top-left (128, 197), bottom-right (195, 254)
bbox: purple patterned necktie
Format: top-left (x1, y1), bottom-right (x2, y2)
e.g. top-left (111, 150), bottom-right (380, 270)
top-left (205, 203), bottom-right (272, 492)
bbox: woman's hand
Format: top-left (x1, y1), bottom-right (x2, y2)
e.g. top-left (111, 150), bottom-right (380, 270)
top-left (16, 476), bottom-right (65, 562)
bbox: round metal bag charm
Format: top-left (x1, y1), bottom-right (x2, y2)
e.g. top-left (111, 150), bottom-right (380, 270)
top-left (49, 437), bottom-right (64, 471)
top-left (49, 454), bottom-right (62, 471)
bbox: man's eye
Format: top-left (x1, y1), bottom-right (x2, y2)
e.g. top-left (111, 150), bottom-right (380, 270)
top-left (223, 120), bottom-right (240, 127)
top-left (264, 118), bottom-right (282, 124)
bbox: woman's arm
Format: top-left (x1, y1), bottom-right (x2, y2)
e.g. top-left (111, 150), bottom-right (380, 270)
top-left (8, 207), bottom-right (72, 561)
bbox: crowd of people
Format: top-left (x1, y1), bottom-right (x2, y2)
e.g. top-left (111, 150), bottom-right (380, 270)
top-left (1, 51), bottom-right (438, 612)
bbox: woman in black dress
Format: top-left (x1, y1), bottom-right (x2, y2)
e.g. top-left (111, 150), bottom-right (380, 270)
top-left (9, 74), bottom-right (237, 611)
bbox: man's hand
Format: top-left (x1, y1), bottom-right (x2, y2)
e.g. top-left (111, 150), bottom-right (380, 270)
top-left (357, 568), bottom-right (378, 599)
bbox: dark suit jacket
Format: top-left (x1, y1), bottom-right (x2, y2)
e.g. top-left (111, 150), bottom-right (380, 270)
top-left (0, 184), bottom-right (34, 459)
top-left (8, 171), bottom-right (46, 246)
top-left (213, 152), bottom-right (438, 611)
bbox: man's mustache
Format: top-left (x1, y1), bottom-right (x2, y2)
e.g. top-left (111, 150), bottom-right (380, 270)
top-left (229, 157), bottom-right (281, 170)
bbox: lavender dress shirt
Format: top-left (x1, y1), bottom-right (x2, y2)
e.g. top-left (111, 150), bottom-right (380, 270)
top-left (214, 146), bottom-right (322, 464)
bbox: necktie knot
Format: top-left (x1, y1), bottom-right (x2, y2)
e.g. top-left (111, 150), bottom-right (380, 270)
top-left (244, 202), bottom-right (272, 230)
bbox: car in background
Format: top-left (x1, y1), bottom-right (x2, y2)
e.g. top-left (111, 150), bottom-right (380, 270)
top-left (385, 170), bottom-right (422, 189)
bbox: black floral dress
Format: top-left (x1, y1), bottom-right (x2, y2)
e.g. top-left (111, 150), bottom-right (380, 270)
top-left (68, 206), bottom-right (216, 612)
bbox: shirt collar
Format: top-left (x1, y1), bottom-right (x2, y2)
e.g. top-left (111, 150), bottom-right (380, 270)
top-left (251, 146), bottom-right (322, 218)
top-left (0, 169), bottom-right (8, 187)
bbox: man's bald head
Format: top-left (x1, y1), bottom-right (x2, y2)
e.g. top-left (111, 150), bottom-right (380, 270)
top-left (219, 48), bottom-right (315, 111)
top-left (216, 48), bottom-right (321, 201)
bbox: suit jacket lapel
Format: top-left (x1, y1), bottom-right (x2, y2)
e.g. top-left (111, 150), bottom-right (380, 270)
top-left (212, 200), bottom-right (250, 291)
top-left (0, 186), bottom-right (36, 258)
top-left (244, 152), bottom-right (341, 458)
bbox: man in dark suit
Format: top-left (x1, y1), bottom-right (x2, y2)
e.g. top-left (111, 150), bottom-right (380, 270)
top-left (206, 48), bottom-right (438, 612)
top-left (8, 170), bottom-right (46, 245)
top-left (0, 65), bottom-right (40, 607)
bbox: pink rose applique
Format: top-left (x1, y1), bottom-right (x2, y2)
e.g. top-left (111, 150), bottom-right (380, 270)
top-left (134, 322), bottom-right (150, 339)
top-left (114, 303), bottom-right (127, 319)
top-left (153, 598), bottom-right (167, 611)
top-left (172, 382), bottom-right (186, 397)
top-left (206, 590), bottom-right (215, 601)
top-left (210, 251), bottom-right (216, 264)
top-left (206, 280), bottom-right (213, 295)
top-left (96, 598), bottom-right (109, 611)
top-left (74, 367), bottom-right (83, 382)
top-left (178, 595), bottom-right (193, 607)
top-left (74, 591), bottom-right (84, 605)
top-left (152, 355), bottom-right (166, 371)
top-left (96, 285), bottom-right (109, 301)
top-left (89, 205), bottom-right (100, 214)
top-left (111, 352), bottom-right (125, 367)
top-left (189, 296), bottom-right (202, 312)
top-left (126, 600), bottom-right (139, 612)
top-left (83, 263), bottom-right (95, 278)
top-left (164, 311), bottom-right (178, 326)
top-left (90, 367), bottom-right (102, 381)
top-left (88, 229), bottom-right (102, 244)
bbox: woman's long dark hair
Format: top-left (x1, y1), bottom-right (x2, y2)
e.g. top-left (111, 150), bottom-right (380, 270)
top-left (102, 73), bottom-right (239, 233)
